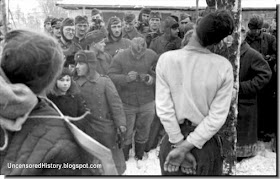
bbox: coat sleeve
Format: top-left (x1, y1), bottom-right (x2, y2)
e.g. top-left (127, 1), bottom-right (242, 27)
top-left (104, 77), bottom-right (126, 127)
top-left (239, 52), bottom-right (272, 95)
top-left (107, 53), bottom-right (129, 87)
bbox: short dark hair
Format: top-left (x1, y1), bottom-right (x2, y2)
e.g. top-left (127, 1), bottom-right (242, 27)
top-left (1, 30), bottom-right (64, 94)
top-left (196, 10), bottom-right (234, 47)
top-left (248, 14), bottom-right (264, 30)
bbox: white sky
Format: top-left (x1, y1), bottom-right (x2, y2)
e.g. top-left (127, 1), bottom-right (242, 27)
top-left (8, 0), bottom-right (39, 12)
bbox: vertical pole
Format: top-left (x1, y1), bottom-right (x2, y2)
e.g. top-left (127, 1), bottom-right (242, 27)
top-left (213, 0), bottom-right (242, 175)
top-left (1, 0), bottom-right (8, 35)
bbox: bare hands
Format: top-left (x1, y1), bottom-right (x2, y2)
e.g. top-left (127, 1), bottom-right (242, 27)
top-left (127, 71), bottom-right (138, 82)
top-left (164, 147), bottom-right (185, 173)
top-left (180, 152), bottom-right (197, 175)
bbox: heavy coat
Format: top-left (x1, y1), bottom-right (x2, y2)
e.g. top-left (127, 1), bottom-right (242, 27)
top-left (108, 48), bottom-right (158, 107)
top-left (75, 62), bottom-right (126, 174)
top-left (95, 52), bottom-right (112, 75)
top-left (0, 99), bottom-right (101, 175)
top-left (122, 27), bottom-right (144, 40)
top-left (104, 38), bottom-right (132, 57)
top-left (58, 38), bottom-right (82, 67)
top-left (149, 34), bottom-right (181, 55)
top-left (237, 42), bottom-right (272, 157)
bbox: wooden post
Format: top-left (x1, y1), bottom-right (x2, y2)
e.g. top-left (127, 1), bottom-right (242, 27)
top-left (1, 0), bottom-right (8, 35)
top-left (213, 0), bottom-right (242, 175)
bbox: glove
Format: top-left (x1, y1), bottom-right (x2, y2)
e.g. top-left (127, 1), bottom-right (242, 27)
top-left (116, 126), bottom-right (126, 149)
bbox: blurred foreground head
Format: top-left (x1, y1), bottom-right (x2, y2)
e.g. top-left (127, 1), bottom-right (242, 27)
top-left (1, 29), bottom-right (64, 95)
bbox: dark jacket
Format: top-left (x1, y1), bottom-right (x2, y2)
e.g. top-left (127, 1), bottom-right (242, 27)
top-left (108, 48), bottom-right (158, 107)
top-left (144, 29), bottom-right (162, 48)
top-left (122, 27), bottom-right (144, 40)
top-left (245, 31), bottom-right (276, 59)
top-left (149, 34), bottom-right (182, 55)
top-left (73, 36), bottom-right (88, 50)
top-left (0, 99), bottom-right (101, 175)
top-left (237, 42), bottom-right (272, 157)
top-left (58, 38), bottom-right (82, 67)
top-left (95, 52), bottom-right (112, 75)
top-left (104, 38), bottom-right (132, 57)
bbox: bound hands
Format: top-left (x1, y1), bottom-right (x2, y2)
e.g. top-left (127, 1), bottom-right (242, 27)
top-left (164, 139), bottom-right (197, 174)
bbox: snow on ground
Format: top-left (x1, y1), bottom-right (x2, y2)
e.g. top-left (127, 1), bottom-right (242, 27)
top-left (123, 141), bottom-right (277, 176)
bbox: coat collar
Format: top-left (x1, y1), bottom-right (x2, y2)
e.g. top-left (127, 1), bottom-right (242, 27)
top-left (76, 72), bottom-right (100, 86)
top-left (240, 42), bottom-right (250, 57)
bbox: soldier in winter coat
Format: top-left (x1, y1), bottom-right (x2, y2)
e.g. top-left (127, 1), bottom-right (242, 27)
top-left (74, 50), bottom-right (127, 175)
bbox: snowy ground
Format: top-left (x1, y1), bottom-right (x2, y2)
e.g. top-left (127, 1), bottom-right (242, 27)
top-left (123, 140), bottom-right (277, 176)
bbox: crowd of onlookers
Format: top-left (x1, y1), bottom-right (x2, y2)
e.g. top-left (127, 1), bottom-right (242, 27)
top-left (0, 7), bottom-right (277, 175)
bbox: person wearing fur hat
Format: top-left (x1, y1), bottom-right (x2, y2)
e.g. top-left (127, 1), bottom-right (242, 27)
top-left (136, 8), bottom-right (151, 34)
top-left (0, 29), bottom-right (101, 175)
top-left (156, 10), bottom-right (234, 175)
top-left (73, 15), bottom-right (89, 50)
top-left (145, 11), bottom-right (163, 48)
top-left (74, 50), bottom-right (127, 175)
top-left (149, 16), bottom-right (182, 55)
top-left (108, 37), bottom-right (158, 167)
top-left (44, 16), bottom-right (53, 35)
top-left (104, 16), bottom-right (132, 57)
top-left (122, 12), bottom-right (144, 40)
top-left (85, 30), bottom-right (112, 75)
top-left (245, 14), bottom-right (277, 143)
top-left (51, 18), bottom-right (63, 40)
top-left (58, 18), bottom-right (82, 69)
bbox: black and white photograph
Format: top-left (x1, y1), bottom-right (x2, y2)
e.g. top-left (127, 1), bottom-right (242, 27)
top-left (0, 0), bottom-right (278, 176)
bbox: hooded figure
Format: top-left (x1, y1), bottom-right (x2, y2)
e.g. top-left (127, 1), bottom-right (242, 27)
top-left (74, 50), bottom-right (127, 175)
top-left (136, 8), bottom-right (151, 34)
top-left (149, 16), bottom-right (182, 55)
top-left (58, 18), bottom-right (82, 68)
top-left (104, 16), bottom-right (132, 57)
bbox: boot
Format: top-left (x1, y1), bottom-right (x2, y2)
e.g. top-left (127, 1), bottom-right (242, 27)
top-left (122, 144), bottom-right (132, 161)
top-left (135, 142), bottom-right (146, 160)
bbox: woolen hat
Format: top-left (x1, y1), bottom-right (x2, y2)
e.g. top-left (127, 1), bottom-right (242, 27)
top-left (124, 13), bottom-right (136, 23)
top-left (149, 12), bottom-right (162, 20)
top-left (74, 50), bottom-right (97, 63)
top-left (180, 13), bottom-right (191, 21)
top-left (140, 8), bottom-right (151, 14)
top-left (75, 15), bottom-right (88, 25)
top-left (91, 8), bottom-right (101, 16)
top-left (44, 16), bottom-right (53, 24)
top-left (61, 18), bottom-right (75, 27)
top-left (51, 18), bottom-right (62, 28)
top-left (248, 15), bottom-right (264, 30)
top-left (85, 30), bottom-right (107, 44)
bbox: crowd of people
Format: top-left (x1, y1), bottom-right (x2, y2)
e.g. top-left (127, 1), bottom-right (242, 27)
top-left (0, 6), bottom-right (277, 176)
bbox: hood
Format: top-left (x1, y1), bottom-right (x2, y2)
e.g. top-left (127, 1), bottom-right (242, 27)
top-left (163, 16), bottom-right (179, 41)
top-left (130, 37), bottom-right (147, 60)
top-left (107, 16), bottom-right (122, 42)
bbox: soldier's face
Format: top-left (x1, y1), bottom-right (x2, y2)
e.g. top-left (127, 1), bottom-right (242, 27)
top-left (142, 13), bottom-right (150, 22)
top-left (52, 26), bottom-right (61, 38)
top-left (111, 22), bottom-right (122, 37)
top-left (94, 38), bottom-right (106, 52)
top-left (92, 14), bottom-right (103, 21)
top-left (170, 27), bottom-right (179, 38)
top-left (76, 23), bottom-right (89, 36)
top-left (76, 62), bottom-right (88, 76)
top-left (63, 26), bottom-right (75, 40)
top-left (149, 18), bottom-right (161, 31)
top-left (45, 22), bottom-right (52, 32)
top-left (124, 19), bottom-right (136, 32)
